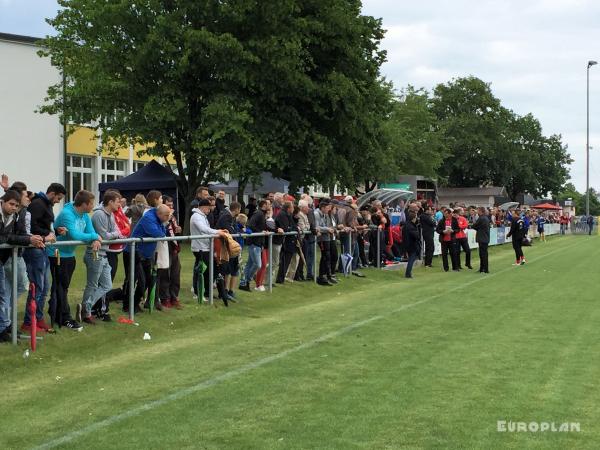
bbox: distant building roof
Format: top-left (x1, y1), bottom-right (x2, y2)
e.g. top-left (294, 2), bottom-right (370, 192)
top-left (437, 186), bottom-right (507, 197)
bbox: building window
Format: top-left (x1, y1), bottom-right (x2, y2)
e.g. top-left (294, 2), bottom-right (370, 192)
top-left (101, 158), bottom-right (126, 183)
top-left (66, 155), bottom-right (93, 201)
top-left (133, 161), bottom-right (146, 172)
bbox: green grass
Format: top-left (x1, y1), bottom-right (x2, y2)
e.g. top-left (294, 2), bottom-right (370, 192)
top-left (1, 235), bottom-right (599, 449)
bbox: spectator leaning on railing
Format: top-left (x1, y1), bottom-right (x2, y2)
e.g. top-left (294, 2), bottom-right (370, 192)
top-left (83, 190), bottom-right (123, 324)
top-left (0, 190), bottom-right (45, 342)
top-left (190, 199), bottom-right (228, 303)
top-left (49, 190), bottom-right (101, 330)
top-left (22, 183), bottom-right (67, 333)
top-left (239, 199), bottom-right (270, 293)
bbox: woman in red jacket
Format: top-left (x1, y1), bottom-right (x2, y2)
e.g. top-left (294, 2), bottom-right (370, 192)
top-left (454, 208), bottom-right (472, 269)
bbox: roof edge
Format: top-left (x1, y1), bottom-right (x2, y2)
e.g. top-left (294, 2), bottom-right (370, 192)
top-left (0, 32), bottom-right (43, 45)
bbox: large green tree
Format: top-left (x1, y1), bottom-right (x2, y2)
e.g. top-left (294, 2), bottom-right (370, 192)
top-left (430, 76), bottom-right (571, 199)
top-left (40, 0), bottom-right (389, 203)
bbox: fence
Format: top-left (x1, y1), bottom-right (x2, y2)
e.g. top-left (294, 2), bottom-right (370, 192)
top-left (1, 231), bottom-right (321, 346)
top-left (0, 222), bottom-right (572, 346)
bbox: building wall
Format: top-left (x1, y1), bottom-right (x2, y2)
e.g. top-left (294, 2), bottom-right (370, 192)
top-left (437, 195), bottom-right (495, 208)
top-left (0, 37), bottom-right (63, 192)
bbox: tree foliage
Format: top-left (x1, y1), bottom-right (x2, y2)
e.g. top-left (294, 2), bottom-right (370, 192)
top-left (430, 76), bottom-right (572, 200)
top-left (40, 0), bottom-right (390, 202)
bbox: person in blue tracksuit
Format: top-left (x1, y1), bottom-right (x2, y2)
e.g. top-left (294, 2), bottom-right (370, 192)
top-left (122, 204), bottom-right (169, 312)
top-left (47, 190), bottom-right (101, 330)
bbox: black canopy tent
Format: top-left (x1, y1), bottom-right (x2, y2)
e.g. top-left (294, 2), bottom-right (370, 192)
top-left (98, 159), bottom-right (182, 217)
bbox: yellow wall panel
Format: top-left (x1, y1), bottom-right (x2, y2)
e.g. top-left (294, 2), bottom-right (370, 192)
top-left (67, 126), bottom-right (169, 162)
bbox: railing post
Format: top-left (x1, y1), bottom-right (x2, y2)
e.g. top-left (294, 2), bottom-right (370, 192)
top-left (128, 241), bottom-right (135, 321)
top-left (209, 237), bottom-right (214, 305)
top-left (268, 233), bottom-right (273, 293)
top-left (313, 238), bottom-right (318, 283)
top-left (376, 227), bottom-right (381, 269)
top-left (11, 247), bottom-right (18, 345)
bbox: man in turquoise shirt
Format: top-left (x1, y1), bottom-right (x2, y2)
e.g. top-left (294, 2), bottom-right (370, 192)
top-left (47, 190), bottom-right (101, 330)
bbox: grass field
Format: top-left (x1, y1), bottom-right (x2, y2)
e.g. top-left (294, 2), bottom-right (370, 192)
top-left (1, 235), bottom-right (599, 449)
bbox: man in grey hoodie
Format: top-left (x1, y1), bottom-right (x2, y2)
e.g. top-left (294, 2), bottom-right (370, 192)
top-left (81, 191), bottom-right (122, 323)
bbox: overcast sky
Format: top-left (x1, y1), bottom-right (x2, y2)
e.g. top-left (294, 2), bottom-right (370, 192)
top-left (2, 0), bottom-right (599, 192)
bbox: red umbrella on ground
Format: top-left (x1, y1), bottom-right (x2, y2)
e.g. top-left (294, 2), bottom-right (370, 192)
top-left (532, 203), bottom-right (562, 210)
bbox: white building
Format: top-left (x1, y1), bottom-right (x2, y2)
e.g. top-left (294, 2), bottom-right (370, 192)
top-left (0, 32), bottom-right (64, 193)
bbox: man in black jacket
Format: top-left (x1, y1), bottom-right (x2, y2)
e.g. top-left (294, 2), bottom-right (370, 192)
top-left (275, 201), bottom-right (298, 284)
top-left (22, 183), bottom-right (66, 333)
top-left (507, 209), bottom-right (526, 265)
top-left (403, 211), bottom-right (421, 278)
top-left (419, 207), bottom-right (436, 267)
top-left (435, 208), bottom-right (460, 272)
top-left (239, 200), bottom-right (270, 291)
top-left (0, 190), bottom-right (45, 342)
top-left (472, 207), bottom-right (490, 273)
top-left (217, 202), bottom-right (241, 300)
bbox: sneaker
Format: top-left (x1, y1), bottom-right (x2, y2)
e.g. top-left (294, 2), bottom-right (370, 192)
top-left (0, 328), bottom-right (12, 343)
top-left (161, 299), bottom-right (173, 309)
top-left (254, 286), bottom-right (266, 292)
top-left (227, 290), bottom-right (236, 299)
top-left (83, 316), bottom-right (96, 325)
top-left (285, 277), bottom-right (295, 283)
top-left (317, 278), bottom-right (333, 286)
top-left (192, 294), bottom-right (198, 300)
top-left (37, 319), bottom-right (51, 331)
top-left (171, 299), bottom-right (184, 310)
top-left (101, 314), bottom-right (112, 322)
top-left (154, 301), bottom-right (164, 312)
top-left (352, 271), bottom-right (365, 278)
top-left (63, 320), bottom-right (83, 331)
top-left (239, 284), bottom-right (251, 292)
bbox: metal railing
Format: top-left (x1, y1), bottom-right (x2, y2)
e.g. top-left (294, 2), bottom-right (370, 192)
top-left (2, 229), bottom-right (381, 346)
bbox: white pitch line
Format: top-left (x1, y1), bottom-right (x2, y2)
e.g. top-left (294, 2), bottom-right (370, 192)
top-left (34, 238), bottom-right (581, 450)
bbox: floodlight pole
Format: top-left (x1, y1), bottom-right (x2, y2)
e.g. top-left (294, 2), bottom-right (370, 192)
top-left (586, 60), bottom-right (597, 216)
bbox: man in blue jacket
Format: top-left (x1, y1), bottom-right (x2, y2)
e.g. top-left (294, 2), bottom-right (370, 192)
top-left (48, 190), bottom-right (101, 330)
top-left (122, 204), bottom-right (169, 312)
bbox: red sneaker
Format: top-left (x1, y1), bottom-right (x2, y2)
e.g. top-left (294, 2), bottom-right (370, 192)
top-left (161, 299), bottom-right (173, 309)
top-left (20, 323), bottom-right (46, 334)
top-left (170, 298), bottom-right (183, 310)
top-left (83, 315), bottom-right (96, 325)
top-left (37, 319), bottom-right (51, 331)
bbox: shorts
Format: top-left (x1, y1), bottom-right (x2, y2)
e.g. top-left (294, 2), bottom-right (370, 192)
top-left (228, 257), bottom-right (240, 277)
top-left (220, 257), bottom-right (239, 276)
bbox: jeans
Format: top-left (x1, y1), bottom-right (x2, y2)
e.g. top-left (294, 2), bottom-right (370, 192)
top-left (303, 238), bottom-right (316, 279)
top-left (241, 245), bottom-right (263, 287)
top-left (352, 240), bottom-right (360, 270)
top-left (23, 248), bottom-right (50, 325)
top-left (0, 264), bottom-right (9, 333)
top-left (4, 256), bottom-right (28, 300)
top-left (405, 251), bottom-right (418, 278)
top-left (82, 253), bottom-right (113, 317)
